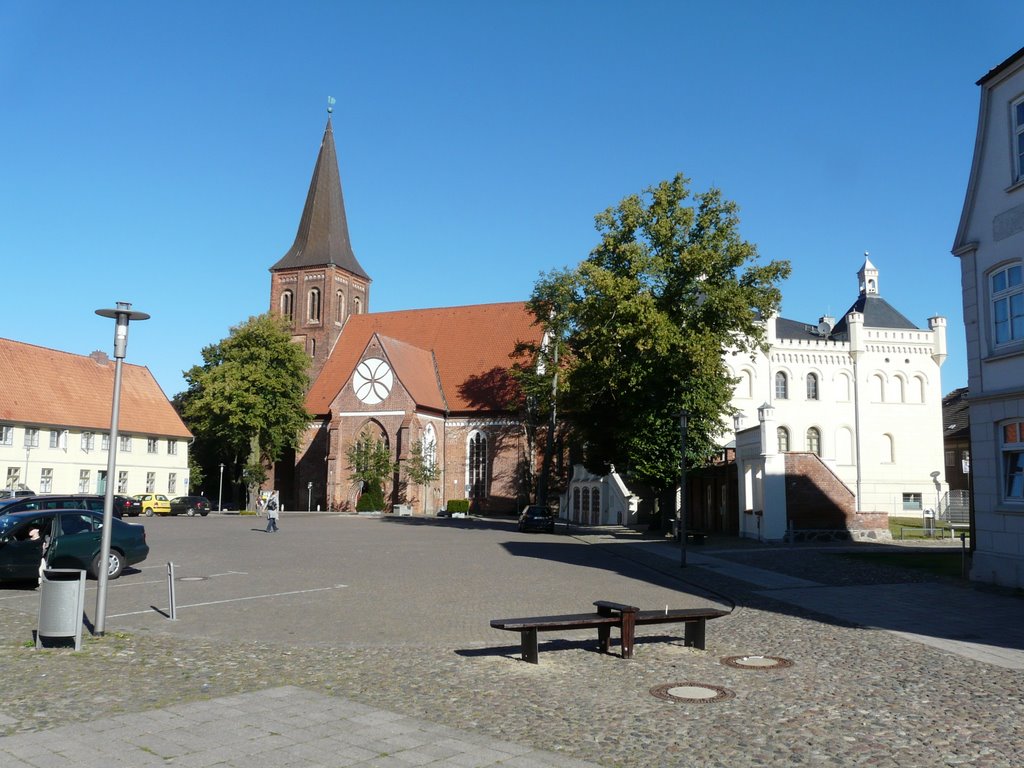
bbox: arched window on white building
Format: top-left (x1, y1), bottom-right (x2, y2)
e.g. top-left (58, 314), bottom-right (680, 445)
top-left (806, 373), bottom-right (819, 400)
top-left (806, 427), bottom-right (821, 456)
top-left (775, 371), bottom-right (789, 400)
top-left (777, 426), bottom-right (790, 452)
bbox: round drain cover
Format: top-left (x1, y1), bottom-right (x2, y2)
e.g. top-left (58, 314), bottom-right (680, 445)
top-left (720, 655), bottom-right (793, 670)
top-left (650, 682), bottom-right (734, 703)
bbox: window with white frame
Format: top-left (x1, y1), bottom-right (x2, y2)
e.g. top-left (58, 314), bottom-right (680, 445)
top-left (49, 430), bottom-right (59, 448)
top-left (775, 371), bottom-right (788, 399)
top-left (806, 373), bottom-right (819, 401)
top-left (146, 472), bottom-right (155, 492)
top-left (806, 427), bottom-right (821, 456)
top-left (97, 470), bottom-right (107, 494)
top-left (1002, 420), bottom-right (1024, 500)
top-left (40, 468), bottom-right (53, 493)
top-left (6, 467), bottom-right (20, 489)
top-left (467, 431), bottom-right (488, 499)
top-left (1014, 97), bottom-right (1024, 182)
top-left (118, 471), bottom-right (128, 493)
top-left (119, 435), bottom-right (132, 452)
top-left (168, 473), bottom-right (177, 494)
top-left (777, 426), bottom-right (790, 452)
top-left (167, 439), bottom-right (178, 455)
top-left (0, 425), bottom-right (11, 446)
top-left (147, 437), bottom-right (158, 454)
top-left (991, 263), bottom-right (1024, 346)
top-left (81, 432), bottom-right (95, 452)
top-left (79, 469), bottom-right (90, 493)
top-left (101, 434), bottom-right (110, 451)
top-left (24, 428), bottom-right (39, 448)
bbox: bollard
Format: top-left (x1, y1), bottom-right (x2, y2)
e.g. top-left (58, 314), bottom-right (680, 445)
top-left (960, 532), bottom-right (968, 579)
top-left (167, 562), bottom-right (177, 620)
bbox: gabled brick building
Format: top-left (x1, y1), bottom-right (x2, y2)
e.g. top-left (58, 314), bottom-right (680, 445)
top-left (270, 119), bottom-right (544, 513)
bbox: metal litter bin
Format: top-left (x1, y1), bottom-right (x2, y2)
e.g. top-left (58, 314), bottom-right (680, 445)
top-left (37, 568), bottom-right (87, 650)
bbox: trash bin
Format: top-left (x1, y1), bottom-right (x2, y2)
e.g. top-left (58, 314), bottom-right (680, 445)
top-left (37, 568), bottom-right (87, 650)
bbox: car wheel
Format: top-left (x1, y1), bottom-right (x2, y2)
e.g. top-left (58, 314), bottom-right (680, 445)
top-left (145, 508), bottom-right (154, 516)
top-left (186, 509), bottom-right (195, 517)
top-left (200, 511), bottom-right (209, 517)
top-left (92, 550), bottom-right (125, 580)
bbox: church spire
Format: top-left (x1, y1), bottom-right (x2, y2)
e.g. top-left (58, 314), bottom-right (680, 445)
top-left (271, 116), bottom-right (369, 279)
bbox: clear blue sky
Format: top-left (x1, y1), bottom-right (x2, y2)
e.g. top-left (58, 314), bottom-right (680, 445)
top-left (3, 1), bottom-right (1020, 399)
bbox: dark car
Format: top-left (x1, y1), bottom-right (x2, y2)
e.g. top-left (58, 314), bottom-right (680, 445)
top-left (517, 505), bottom-right (555, 533)
top-left (0, 508), bottom-right (149, 581)
top-left (169, 496), bottom-right (211, 517)
top-left (0, 494), bottom-right (133, 519)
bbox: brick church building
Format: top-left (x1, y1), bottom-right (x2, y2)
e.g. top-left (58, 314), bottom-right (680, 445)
top-left (269, 117), bottom-right (545, 514)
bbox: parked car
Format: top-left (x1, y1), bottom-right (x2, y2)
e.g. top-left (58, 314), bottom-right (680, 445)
top-left (0, 494), bottom-right (125, 519)
top-left (169, 496), bottom-right (211, 517)
top-left (134, 493), bottom-right (172, 516)
top-left (517, 505), bottom-right (555, 533)
top-left (0, 508), bottom-right (149, 581)
top-left (3, 486), bottom-right (36, 498)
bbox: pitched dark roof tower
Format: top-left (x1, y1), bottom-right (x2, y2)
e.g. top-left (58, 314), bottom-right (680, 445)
top-left (271, 117), bottom-right (369, 278)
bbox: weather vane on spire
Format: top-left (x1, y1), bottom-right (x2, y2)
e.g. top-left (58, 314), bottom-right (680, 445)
top-left (327, 96), bottom-right (336, 115)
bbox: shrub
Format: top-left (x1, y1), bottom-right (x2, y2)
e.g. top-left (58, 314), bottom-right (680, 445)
top-left (356, 482), bottom-right (385, 512)
top-left (446, 499), bottom-right (470, 514)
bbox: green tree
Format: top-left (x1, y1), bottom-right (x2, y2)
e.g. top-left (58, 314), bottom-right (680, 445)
top-left (529, 174), bottom-right (790, 524)
top-left (180, 314), bottom-right (311, 510)
top-left (346, 430), bottom-right (394, 510)
top-left (403, 438), bottom-right (440, 487)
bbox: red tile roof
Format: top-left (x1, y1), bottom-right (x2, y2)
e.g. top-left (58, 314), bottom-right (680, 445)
top-left (0, 338), bottom-right (192, 438)
top-left (307, 302), bottom-right (543, 415)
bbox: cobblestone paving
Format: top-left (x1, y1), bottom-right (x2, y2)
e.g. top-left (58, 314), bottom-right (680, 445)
top-left (2, 530), bottom-right (1023, 767)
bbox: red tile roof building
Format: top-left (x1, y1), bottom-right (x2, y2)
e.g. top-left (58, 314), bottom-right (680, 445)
top-left (0, 338), bottom-right (191, 496)
top-left (270, 120), bottom-right (544, 513)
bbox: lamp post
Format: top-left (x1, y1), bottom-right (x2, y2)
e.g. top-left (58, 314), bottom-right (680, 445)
top-left (94, 302), bottom-right (149, 636)
top-left (218, 463), bottom-right (224, 512)
top-left (307, 481), bottom-right (313, 512)
top-left (679, 409), bottom-right (689, 568)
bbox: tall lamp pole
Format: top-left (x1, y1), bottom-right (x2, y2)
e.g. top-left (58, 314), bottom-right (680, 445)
top-left (679, 409), bottom-right (689, 568)
top-left (218, 463), bottom-right (225, 512)
top-left (94, 302), bottom-right (149, 636)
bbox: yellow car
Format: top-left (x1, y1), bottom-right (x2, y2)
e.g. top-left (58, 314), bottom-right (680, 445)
top-left (134, 493), bottom-right (173, 516)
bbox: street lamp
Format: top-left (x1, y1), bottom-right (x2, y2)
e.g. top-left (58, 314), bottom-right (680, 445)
top-left (218, 463), bottom-right (225, 512)
top-left (679, 409), bottom-right (689, 568)
top-left (94, 302), bottom-right (149, 636)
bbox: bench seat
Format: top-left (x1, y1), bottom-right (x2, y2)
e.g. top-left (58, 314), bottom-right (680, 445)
top-left (490, 613), bottom-right (627, 664)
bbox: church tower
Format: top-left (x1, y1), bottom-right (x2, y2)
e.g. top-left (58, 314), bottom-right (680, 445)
top-left (270, 115), bottom-right (370, 380)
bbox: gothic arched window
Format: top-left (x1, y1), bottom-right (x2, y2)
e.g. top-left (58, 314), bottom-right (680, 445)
top-left (806, 427), bottom-right (821, 456)
top-left (280, 290), bottom-right (294, 322)
top-left (775, 371), bottom-right (789, 400)
top-left (468, 431), bottom-right (488, 500)
top-left (336, 290), bottom-right (345, 323)
top-left (777, 426), bottom-right (790, 452)
top-left (308, 287), bottom-right (321, 323)
top-left (806, 373), bottom-right (819, 400)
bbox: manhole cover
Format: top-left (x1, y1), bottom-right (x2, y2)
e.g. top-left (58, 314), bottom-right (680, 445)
top-left (720, 655), bottom-right (793, 670)
top-left (650, 682), bottom-right (735, 703)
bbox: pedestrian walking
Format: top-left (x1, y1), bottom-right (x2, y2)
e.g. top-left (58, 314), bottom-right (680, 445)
top-left (265, 497), bottom-right (279, 533)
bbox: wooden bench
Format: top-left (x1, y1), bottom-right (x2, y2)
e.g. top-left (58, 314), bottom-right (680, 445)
top-left (490, 600), bottom-right (728, 663)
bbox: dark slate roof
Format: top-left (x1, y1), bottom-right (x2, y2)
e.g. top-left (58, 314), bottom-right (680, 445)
top-left (942, 387), bottom-right (970, 440)
top-left (831, 294), bottom-right (918, 336)
top-left (774, 317), bottom-right (822, 341)
top-left (977, 46), bottom-right (1024, 85)
top-left (271, 118), bottom-right (369, 279)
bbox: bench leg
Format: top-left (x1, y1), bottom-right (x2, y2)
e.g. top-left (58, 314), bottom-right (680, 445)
top-left (598, 625), bottom-right (611, 654)
top-left (620, 611), bottom-right (635, 659)
top-left (684, 619), bottom-right (706, 650)
top-left (521, 629), bottom-right (539, 664)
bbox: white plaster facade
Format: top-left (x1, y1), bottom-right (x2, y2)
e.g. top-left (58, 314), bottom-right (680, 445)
top-left (1, 426), bottom-right (190, 498)
top-left (952, 47), bottom-right (1024, 589)
top-left (726, 258), bottom-right (948, 533)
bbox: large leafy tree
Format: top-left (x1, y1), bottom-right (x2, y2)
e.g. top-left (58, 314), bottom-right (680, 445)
top-left (180, 314), bottom-right (311, 510)
top-left (529, 174), bottom-right (790, 520)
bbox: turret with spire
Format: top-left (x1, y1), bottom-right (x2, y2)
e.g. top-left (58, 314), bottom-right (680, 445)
top-left (270, 105), bottom-right (371, 380)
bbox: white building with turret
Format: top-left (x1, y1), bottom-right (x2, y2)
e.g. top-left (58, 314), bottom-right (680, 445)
top-left (727, 257), bottom-right (948, 539)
